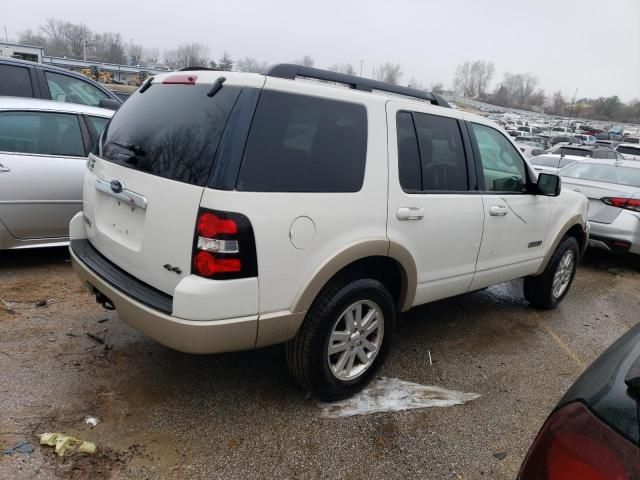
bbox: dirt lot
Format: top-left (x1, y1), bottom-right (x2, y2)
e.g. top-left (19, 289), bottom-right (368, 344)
top-left (1, 247), bottom-right (639, 479)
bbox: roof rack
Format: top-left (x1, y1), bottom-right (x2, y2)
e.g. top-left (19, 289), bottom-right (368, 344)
top-left (265, 63), bottom-right (450, 108)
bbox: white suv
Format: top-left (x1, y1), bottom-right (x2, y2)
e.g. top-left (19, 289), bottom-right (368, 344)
top-left (70, 65), bottom-right (589, 400)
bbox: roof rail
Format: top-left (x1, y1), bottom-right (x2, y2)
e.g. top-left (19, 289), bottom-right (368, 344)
top-left (265, 63), bottom-right (450, 108)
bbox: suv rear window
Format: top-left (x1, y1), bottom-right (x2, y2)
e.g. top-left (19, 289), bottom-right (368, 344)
top-left (237, 91), bottom-right (367, 192)
top-left (98, 84), bottom-right (241, 186)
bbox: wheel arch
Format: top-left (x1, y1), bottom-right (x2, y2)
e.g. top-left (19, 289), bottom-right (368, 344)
top-left (290, 239), bottom-right (417, 315)
top-left (535, 215), bottom-right (588, 276)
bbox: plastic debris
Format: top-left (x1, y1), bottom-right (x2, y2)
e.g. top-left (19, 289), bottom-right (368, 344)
top-left (84, 416), bottom-right (100, 427)
top-left (0, 298), bottom-right (15, 314)
top-left (35, 299), bottom-right (48, 307)
top-left (317, 377), bottom-right (481, 418)
top-left (37, 433), bottom-right (96, 457)
top-left (2, 441), bottom-right (34, 456)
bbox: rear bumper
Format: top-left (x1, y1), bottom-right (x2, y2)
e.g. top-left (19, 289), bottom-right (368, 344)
top-left (70, 237), bottom-right (259, 354)
top-left (588, 212), bottom-right (640, 255)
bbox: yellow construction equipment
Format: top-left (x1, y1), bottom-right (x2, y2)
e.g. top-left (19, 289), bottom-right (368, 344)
top-left (128, 70), bottom-right (149, 86)
top-left (81, 66), bottom-right (113, 84)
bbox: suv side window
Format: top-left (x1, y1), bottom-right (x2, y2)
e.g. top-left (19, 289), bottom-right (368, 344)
top-left (471, 123), bottom-right (528, 193)
top-left (0, 111), bottom-right (85, 157)
top-left (396, 111), bottom-right (468, 192)
top-left (0, 64), bottom-right (34, 97)
top-left (237, 91), bottom-right (367, 192)
top-left (45, 71), bottom-right (108, 107)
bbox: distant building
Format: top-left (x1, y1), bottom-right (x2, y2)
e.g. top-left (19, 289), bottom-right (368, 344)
top-left (0, 42), bottom-right (44, 63)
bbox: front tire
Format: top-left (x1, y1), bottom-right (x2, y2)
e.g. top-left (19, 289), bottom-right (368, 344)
top-left (524, 236), bottom-right (579, 309)
top-left (286, 278), bottom-right (395, 401)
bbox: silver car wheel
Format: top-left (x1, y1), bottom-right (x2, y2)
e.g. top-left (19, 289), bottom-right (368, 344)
top-left (327, 300), bottom-right (384, 382)
top-left (552, 250), bottom-right (575, 299)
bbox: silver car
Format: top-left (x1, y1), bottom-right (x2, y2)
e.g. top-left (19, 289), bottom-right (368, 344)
top-left (530, 154), bottom-right (579, 175)
top-left (560, 158), bottom-right (640, 255)
top-left (0, 97), bottom-right (113, 250)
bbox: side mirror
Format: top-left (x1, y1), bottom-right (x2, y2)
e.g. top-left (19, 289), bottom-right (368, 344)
top-left (537, 173), bottom-right (561, 197)
top-left (98, 99), bottom-right (121, 111)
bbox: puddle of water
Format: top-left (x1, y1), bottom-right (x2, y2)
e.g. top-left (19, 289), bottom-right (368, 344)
top-left (317, 377), bottom-right (481, 418)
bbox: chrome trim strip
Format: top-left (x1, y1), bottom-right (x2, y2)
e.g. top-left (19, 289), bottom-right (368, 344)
top-left (95, 178), bottom-right (147, 210)
top-left (0, 200), bottom-right (82, 205)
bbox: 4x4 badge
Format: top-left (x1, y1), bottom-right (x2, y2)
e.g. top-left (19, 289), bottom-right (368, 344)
top-left (163, 264), bottom-right (182, 274)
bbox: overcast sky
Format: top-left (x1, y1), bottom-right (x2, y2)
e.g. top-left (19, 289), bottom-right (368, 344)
top-left (3, 0), bottom-right (639, 101)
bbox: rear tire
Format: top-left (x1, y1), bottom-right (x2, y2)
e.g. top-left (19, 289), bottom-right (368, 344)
top-left (524, 236), bottom-right (579, 309)
top-left (286, 277), bottom-right (395, 401)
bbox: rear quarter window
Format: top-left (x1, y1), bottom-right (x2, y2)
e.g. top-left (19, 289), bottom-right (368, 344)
top-left (237, 91), bottom-right (367, 192)
top-left (0, 64), bottom-right (34, 97)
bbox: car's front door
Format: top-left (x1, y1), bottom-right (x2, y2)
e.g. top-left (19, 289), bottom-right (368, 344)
top-left (386, 102), bottom-right (484, 305)
top-left (467, 121), bottom-right (550, 290)
top-left (0, 110), bottom-right (88, 239)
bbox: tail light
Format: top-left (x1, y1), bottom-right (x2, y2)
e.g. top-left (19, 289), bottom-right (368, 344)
top-left (519, 402), bottom-right (640, 479)
top-left (192, 208), bottom-right (257, 279)
top-left (602, 197), bottom-right (640, 213)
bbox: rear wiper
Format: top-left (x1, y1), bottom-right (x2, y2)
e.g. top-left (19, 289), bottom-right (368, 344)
top-left (207, 76), bottom-right (226, 97)
top-left (113, 141), bottom-right (145, 155)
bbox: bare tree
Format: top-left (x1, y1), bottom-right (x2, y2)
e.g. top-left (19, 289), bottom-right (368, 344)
top-left (454, 60), bottom-right (494, 97)
top-left (472, 60), bottom-right (494, 97)
top-left (164, 43), bottom-right (210, 69)
top-left (39, 18), bottom-right (70, 57)
top-left (236, 57), bottom-right (268, 73)
top-left (218, 51), bottom-right (234, 71)
top-left (550, 91), bottom-right (566, 114)
top-left (143, 47), bottom-right (160, 65)
top-left (18, 29), bottom-right (48, 48)
top-left (294, 55), bottom-right (314, 67)
top-left (93, 32), bottom-right (125, 64)
top-left (328, 63), bottom-right (356, 75)
top-left (454, 61), bottom-right (473, 96)
top-left (376, 63), bottom-right (402, 84)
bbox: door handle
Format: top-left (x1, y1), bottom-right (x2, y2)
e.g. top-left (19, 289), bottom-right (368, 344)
top-left (489, 205), bottom-right (509, 216)
top-left (397, 207), bottom-right (424, 221)
top-left (0, 164), bottom-right (10, 173)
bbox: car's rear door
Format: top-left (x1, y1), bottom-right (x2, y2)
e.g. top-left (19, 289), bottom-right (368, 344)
top-left (0, 109), bottom-right (88, 239)
top-left (386, 102), bottom-right (484, 305)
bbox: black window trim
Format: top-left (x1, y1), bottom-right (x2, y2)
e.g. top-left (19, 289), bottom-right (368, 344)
top-left (397, 110), bottom-right (479, 195)
top-left (0, 109), bottom-right (89, 158)
top-left (467, 120), bottom-right (535, 195)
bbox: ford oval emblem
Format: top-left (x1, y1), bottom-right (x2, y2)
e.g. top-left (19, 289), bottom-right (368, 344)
top-left (110, 180), bottom-right (123, 193)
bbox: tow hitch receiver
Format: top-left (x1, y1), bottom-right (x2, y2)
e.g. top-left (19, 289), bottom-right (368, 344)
top-left (94, 291), bottom-right (115, 310)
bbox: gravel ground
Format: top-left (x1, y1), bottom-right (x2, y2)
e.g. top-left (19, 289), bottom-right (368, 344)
top-left (0, 247), bottom-right (639, 479)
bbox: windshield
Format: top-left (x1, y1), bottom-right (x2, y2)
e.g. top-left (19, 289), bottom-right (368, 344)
top-left (99, 83), bottom-right (241, 186)
top-left (561, 163), bottom-right (640, 187)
